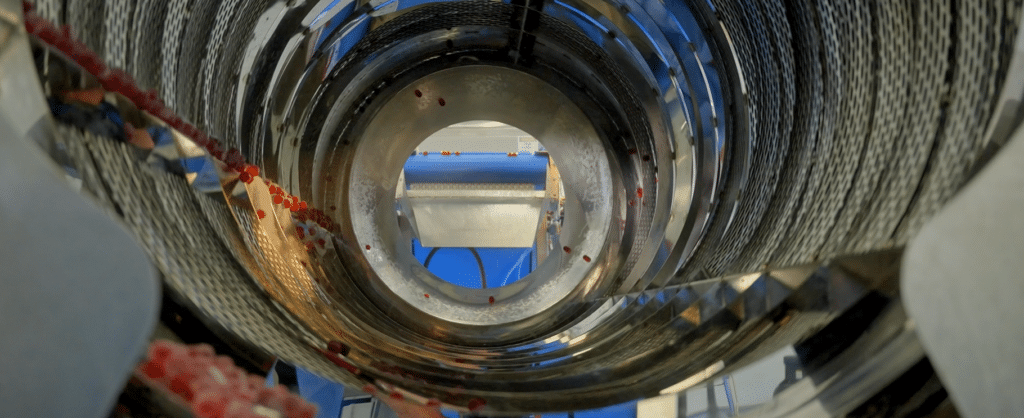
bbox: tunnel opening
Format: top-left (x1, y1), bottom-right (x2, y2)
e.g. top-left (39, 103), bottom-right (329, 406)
top-left (397, 120), bottom-right (566, 290)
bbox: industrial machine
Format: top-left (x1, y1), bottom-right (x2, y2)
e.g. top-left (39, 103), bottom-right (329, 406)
top-left (2, 0), bottom-right (1024, 416)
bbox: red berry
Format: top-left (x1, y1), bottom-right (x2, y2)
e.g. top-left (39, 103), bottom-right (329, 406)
top-left (193, 393), bottom-right (227, 418)
top-left (140, 360), bottom-right (165, 379)
top-left (188, 344), bottom-right (215, 358)
top-left (327, 340), bottom-right (346, 354)
top-left (468, 398), bottom-right (486, 411)
top-left (563, 246), bottom-right (571, 253)
top-left (226, 149), bottom-right (244, 169)
top-left (438, 98), bottom-right (446, 106)
top-left (149, 343), bottom-right (174, 361)
top-left (193, 132), bottom-right (209, 147)
top-left (488, 296), bottom-right (495, 305)
top-left (168, 374), bottom-right (196, 401)
top-left (583, 255), bottom-right (591, 262)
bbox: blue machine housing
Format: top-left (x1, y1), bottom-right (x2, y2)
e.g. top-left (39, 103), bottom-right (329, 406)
top-left (402, 152), bottom-right (549, 189)
top-left (403, 152), bottom-right (549, 288)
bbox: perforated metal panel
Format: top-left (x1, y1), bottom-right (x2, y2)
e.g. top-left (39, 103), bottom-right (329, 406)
top-left (31, 0), bottom-right (63, 26)
top-left (102, 0), bottom-right (133, 70)
top-left (128, 0), bottom-right (168, 92)
top-left (159, 0), bottom-right (191, 115)
top-left (49, 125), bottom-right (359, 386)
top-left (65, 0), bottom-right (105, 59)
top-left (31, 0), bottom-right (1024, 413)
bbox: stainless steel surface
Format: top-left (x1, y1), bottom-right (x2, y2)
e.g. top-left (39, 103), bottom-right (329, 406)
top-left (16, 0), bottom-right (1024, 415)
top-left (405, 183), bottom-right (547, 248)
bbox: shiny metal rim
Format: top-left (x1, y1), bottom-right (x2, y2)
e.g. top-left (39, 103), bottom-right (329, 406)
top-left (347, 65), bottom-right (615, 329)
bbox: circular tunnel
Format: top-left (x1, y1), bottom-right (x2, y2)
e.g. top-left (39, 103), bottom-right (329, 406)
top-left (19, 0), bottom-right (1024, 415)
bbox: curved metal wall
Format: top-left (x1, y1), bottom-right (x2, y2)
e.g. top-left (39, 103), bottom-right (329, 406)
top-left (22, 0), bottom-right (1024, 415)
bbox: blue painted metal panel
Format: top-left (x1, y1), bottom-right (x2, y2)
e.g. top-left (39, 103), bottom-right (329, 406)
top-left (411, 239), bottom-right (534, 288)
top-left (296, 367), bottom-right (346, 418)
top-left (403, 152), bottom-right (548, 189)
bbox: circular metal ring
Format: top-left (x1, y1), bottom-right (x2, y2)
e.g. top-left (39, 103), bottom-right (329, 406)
top-left (347, 65), bottom-right (615, 329)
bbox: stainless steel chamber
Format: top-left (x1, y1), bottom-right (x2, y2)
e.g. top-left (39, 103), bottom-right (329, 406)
top-left (14, 0), bottom-right (1024, 415)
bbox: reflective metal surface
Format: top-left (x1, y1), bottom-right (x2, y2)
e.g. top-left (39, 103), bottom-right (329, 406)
top-left (15, 0), bottom-right (1024, 416)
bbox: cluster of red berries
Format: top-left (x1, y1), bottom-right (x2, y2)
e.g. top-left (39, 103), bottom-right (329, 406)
top-left (25, 3), bottom-right (344, 237)
top-left (263, 180), bottom-right (339, 235)
top-left (294, 224), bottom-right (329, 252)
top-left (136, 340), bottom-right (317, 418)
top-left (23, 4), bottom-right (239, 174)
